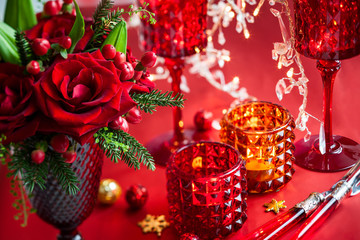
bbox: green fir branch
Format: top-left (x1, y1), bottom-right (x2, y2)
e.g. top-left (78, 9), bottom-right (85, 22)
top-left (94, 127), bottom-right (155, 171)
top-left (92, 0), bottom-right (114, 32)
top-left (7, 141), bottom-right (48, 193)
top-left (131, 90), bottom-right (185, 114)
top-left (6, 135), bottom-right (79, 195)
top-left (49, 154), bottom-right (80, 195)
top-left (86, 2), bottom-right (156, 50)
top-left (15, 31), bottom-right (33, 66)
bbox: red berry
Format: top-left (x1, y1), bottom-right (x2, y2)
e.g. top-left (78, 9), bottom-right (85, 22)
top-left (101, 44), bottom-right (116, 60)
top-left (113, 52), bottom-right (126, 66)
top-left (32, 38), bottom-right (51, 56)
top-left (59, 36), bottom-right (72, 49)
top-left (194, 110), bottom-right (213, 131)
top-left (64, 0), bottom-right (73, 3)
top-left (62, 150), bottom-right (77, 164)
top-left (140, 51), bottom-right (157, 68)
top-left (26, 61), bottom-right (40, 75)
top-left (44, 1), bottom-right (60, 16)
top-left (50, 134), bottom-right (69, 153)
top-left (31, 149), bottom-right (45, 164)
top-left (125, 108), bottom-right (142, 124)
top-left (118, 62), bottom-right (134, 81)
top-left (109, 116), bottom-right (129, 132)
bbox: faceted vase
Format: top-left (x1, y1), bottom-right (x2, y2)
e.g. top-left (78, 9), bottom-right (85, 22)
top-left (29, 138), bottom-right (104, 240)
top-left (166, 142), bottom-right (248, 239)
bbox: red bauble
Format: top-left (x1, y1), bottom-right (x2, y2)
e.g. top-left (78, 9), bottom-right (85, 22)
top-left (180, 233), bottom-right (200, 240)
top-left (125, 184), bottom-right (148, 209)
top-left (59, 36), bottom-right (72, 49)
top-left (125, 107), bottom-right (142, 124)
top-left (31, 149), bottom-right (45, 164)
top-left (118, 62), bottom-right (134, 81)
top-left (109, 116), bottom-right (129, 132)
top-left (32, 38), bottom-right (51, 56)
top-left (62, 150), bottom-right (77, 164)
top-left (44, 1), bottom-right (60, 16)
top-left (101, 44), bottom-right (116, 60)
top-left (26, 60), bottom-right (40, 75)
top-left (50, 134), bottom-right (69, 153)
top-left (194, 110), bottom-right (213, 131)
top-left (140, 51), bottom-right (157, 68)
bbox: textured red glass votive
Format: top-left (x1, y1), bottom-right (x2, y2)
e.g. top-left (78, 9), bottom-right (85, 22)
top-left (166, 142), bottom-right (248, 239)
top-left (294, 0), bottom-right (360, 60)
top-left (220, 102), bottom-right (296, 193)
top-left (139, 0), bottom-right (207, 58)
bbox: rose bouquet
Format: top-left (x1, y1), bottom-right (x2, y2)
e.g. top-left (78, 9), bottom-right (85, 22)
top-left (0, 0), bottom-right (183, 225)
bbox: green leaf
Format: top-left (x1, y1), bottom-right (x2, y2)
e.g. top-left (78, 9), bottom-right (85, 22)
top-left (101, 20), bottom-right (127, 55)
top-left (4, 0), bottom-right (37, 31)
top-left (0, 23), bottom-right (20, 65)
top-left (60, 49), bottom-right (68, 59)
top-left (68, 0), bottom-right (85, 53)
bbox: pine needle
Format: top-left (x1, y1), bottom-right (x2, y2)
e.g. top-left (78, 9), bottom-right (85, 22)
top-left (15, 31), bottom-right (33, 66)
top-left (94, 127), bottom-right (155, 171)
top-left (131, 90), bottom-right (185, 114)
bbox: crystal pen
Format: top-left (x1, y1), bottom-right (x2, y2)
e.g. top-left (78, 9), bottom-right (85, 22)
top-left (289, 159), bottom-right (360, 240)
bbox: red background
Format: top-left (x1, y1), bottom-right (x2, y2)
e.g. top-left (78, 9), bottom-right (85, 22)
top-left (1, 2), bottom-right (360, 240)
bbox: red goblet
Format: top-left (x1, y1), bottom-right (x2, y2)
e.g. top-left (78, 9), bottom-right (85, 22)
top-left (139, 0), bottom-right (207, 166)
top-left (294, 0), bottom-right (360, 171)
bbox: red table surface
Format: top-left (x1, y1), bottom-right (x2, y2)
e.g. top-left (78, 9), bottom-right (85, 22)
top-left (1, 3), bottom-right (360, 240)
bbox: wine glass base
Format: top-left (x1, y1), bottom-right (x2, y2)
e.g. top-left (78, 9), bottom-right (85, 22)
top-left (145, 129), bottom-right (214, 167)
top-left (294, 135), bottom-right (360, 172)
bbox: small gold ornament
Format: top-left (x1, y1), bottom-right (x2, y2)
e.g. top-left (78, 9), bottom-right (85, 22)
top-left (138, 214), bottom-right (170, 237)
top-left (264, 199), bottom-right (287, 214)
top-left (98, 179), bottom-right (122, 204)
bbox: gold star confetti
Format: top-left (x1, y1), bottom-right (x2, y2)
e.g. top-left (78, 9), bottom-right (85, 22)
top-left (264, 199), bottom-right (287, 214)
top-left (138, 214), bottom-right (170, 237)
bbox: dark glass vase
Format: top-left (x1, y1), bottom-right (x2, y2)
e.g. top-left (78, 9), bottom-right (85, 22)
top-left (29, 138), bottom-right (104, 240)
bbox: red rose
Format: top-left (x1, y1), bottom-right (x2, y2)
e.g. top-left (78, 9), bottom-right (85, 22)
top-left (0, 63), bottom-right (39, 144)
top-left (35, 50), bottom-right (136, 144)
top-left (26, 15), bottom-right (93, 52)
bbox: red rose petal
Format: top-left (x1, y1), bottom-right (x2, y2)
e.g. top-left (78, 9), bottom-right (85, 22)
top-left (91, 49), bottom-right (106, 60)
top-left (53, 60), bottom-right (86, 87)
top-left (60, 75), bottom-right (71, 100)
top-left (46, 98), bottom-right (102, 125)
top-left (1, 96), bottom-right (13, 114)
top-left (72, 84), bottom-right (91, 104)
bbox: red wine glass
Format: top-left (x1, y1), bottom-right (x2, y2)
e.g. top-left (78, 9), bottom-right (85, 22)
top-left (139, 0), bottom-right (207, 166)
top-left (294, 0), bottom-right (360, 171)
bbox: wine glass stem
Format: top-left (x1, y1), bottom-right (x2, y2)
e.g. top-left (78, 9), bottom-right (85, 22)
top-left (165, 58), bottom-right (185, 144)
top-left (316, 60), bottom-right (341, 153)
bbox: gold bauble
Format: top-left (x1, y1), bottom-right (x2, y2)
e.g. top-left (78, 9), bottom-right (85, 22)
top-left (98, 179), bottom-right (122, 204)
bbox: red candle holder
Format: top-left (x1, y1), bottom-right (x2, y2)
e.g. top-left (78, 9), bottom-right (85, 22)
top-left (139, 0), bottom-right (207, 166)
top-left (294, 0), bottom-right (360, 172)
top-left (220, 102), bottom-right (296, 193)
top-left (166, 142), bottom-right (248, 239)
